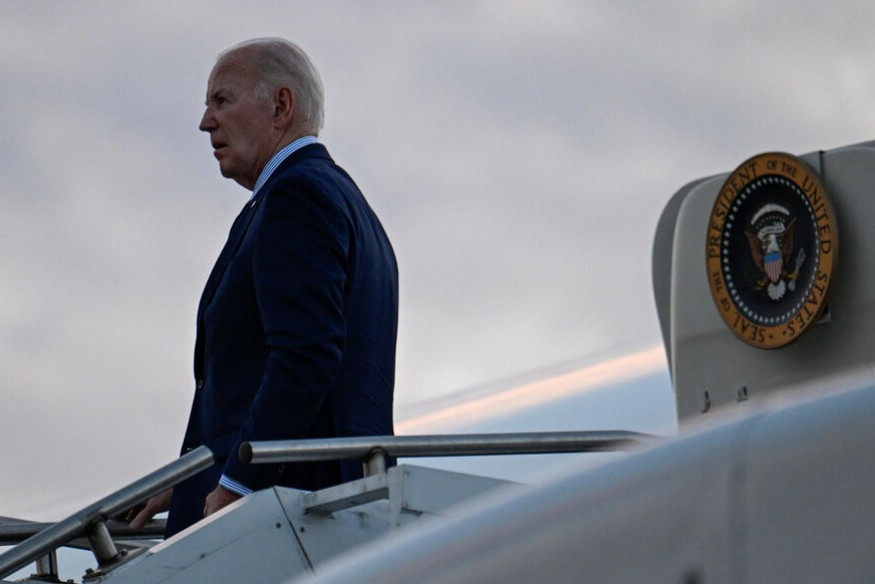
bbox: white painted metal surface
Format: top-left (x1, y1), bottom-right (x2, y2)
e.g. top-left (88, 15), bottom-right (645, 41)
top-left (87, 465), bottom-right (514, 583)
top-left (654, 141), bottom-right (875, 419)
top-left (291, 381), bottom-right (875, 584)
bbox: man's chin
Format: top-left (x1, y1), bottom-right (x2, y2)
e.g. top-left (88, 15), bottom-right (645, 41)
top-left (218, 163), bottom-right (239, 181)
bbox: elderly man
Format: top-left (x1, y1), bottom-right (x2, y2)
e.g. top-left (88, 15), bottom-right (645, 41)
top-left (131, 38), bottom-right (398, 536)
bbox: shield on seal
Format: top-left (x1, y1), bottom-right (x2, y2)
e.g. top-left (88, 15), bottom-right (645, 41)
top-left (764, 251), bottom-right (782, 283)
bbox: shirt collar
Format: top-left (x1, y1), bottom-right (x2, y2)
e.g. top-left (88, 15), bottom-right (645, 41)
top-left (251, 135), bottom-right (319, 199)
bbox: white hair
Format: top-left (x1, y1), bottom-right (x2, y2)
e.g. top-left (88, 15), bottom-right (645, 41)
top-left (219, 37), bottom-right (325, 135)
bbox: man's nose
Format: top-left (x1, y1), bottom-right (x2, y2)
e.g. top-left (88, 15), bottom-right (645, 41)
top-left (199, 108), bottom-right (216, 132)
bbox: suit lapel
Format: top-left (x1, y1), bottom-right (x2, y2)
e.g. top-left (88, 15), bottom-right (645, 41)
top-left (197, 196), bottom-right (260, 318)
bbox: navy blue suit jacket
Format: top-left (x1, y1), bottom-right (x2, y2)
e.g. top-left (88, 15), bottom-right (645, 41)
top-left (166, 144), bottom-right (398, 536)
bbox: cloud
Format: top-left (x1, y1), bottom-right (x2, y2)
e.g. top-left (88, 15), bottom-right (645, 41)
top-left (1, 1), bottom-right (872, 519)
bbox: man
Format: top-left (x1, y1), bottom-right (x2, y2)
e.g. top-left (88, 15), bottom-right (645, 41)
top-left (130, 38), bottom-right (398, 536)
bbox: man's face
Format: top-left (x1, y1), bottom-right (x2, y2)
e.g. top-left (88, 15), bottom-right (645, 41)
top-left (199, 55), bottom-right (275, 190)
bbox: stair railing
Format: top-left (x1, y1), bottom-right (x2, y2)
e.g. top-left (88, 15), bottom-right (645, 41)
top-left (0, 446), bottom-right (213, 581)
top-left (241, 430), bottom-right (655, 478)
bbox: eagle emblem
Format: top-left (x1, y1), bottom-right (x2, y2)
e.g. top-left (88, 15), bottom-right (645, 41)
top-left (745, 204), bottom-right (804, 301)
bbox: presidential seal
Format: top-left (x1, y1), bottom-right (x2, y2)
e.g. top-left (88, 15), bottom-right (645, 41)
top-left (706, 152), bottom-right (837, 348)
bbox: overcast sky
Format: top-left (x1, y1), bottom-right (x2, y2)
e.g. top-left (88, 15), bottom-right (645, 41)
top-left (3, 1), bottom-right (875, 520)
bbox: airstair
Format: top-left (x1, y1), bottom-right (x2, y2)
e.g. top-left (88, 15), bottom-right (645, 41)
top-left (0, 431), bottom-right (647, 583)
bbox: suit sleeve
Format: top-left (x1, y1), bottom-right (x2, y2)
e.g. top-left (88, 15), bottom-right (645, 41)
top-left (220, 176), bottom-right (349, 487)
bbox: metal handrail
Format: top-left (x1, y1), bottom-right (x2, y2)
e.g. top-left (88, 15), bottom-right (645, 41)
top-left (0, 446), bottom-right (213, 580)
top-left (0, 432), bottom-right (651, 578)
top-left (241, 430), bottom-right (655, 472)
top-left (0, 519), bottom-right (166, 547)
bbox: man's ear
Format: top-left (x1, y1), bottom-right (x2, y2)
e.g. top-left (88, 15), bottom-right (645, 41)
top-left (273, 86), bottom-right (295, 126)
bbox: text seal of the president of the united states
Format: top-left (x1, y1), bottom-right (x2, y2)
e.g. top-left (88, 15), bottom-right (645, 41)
top-left (706, 152), bottom-right (837, 349)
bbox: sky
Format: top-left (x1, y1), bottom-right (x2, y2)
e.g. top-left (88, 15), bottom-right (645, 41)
top-left (3, 1), bottom-right (875, 524)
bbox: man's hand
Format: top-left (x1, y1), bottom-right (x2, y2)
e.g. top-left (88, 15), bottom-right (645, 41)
top-left (128, 489), bottom-right (173, 529)
top-left (204, 485), bottom-right (242, 517)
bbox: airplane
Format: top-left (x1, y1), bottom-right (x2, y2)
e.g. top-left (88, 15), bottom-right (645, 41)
top-left (3, 140), bottom-right (873, 583)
